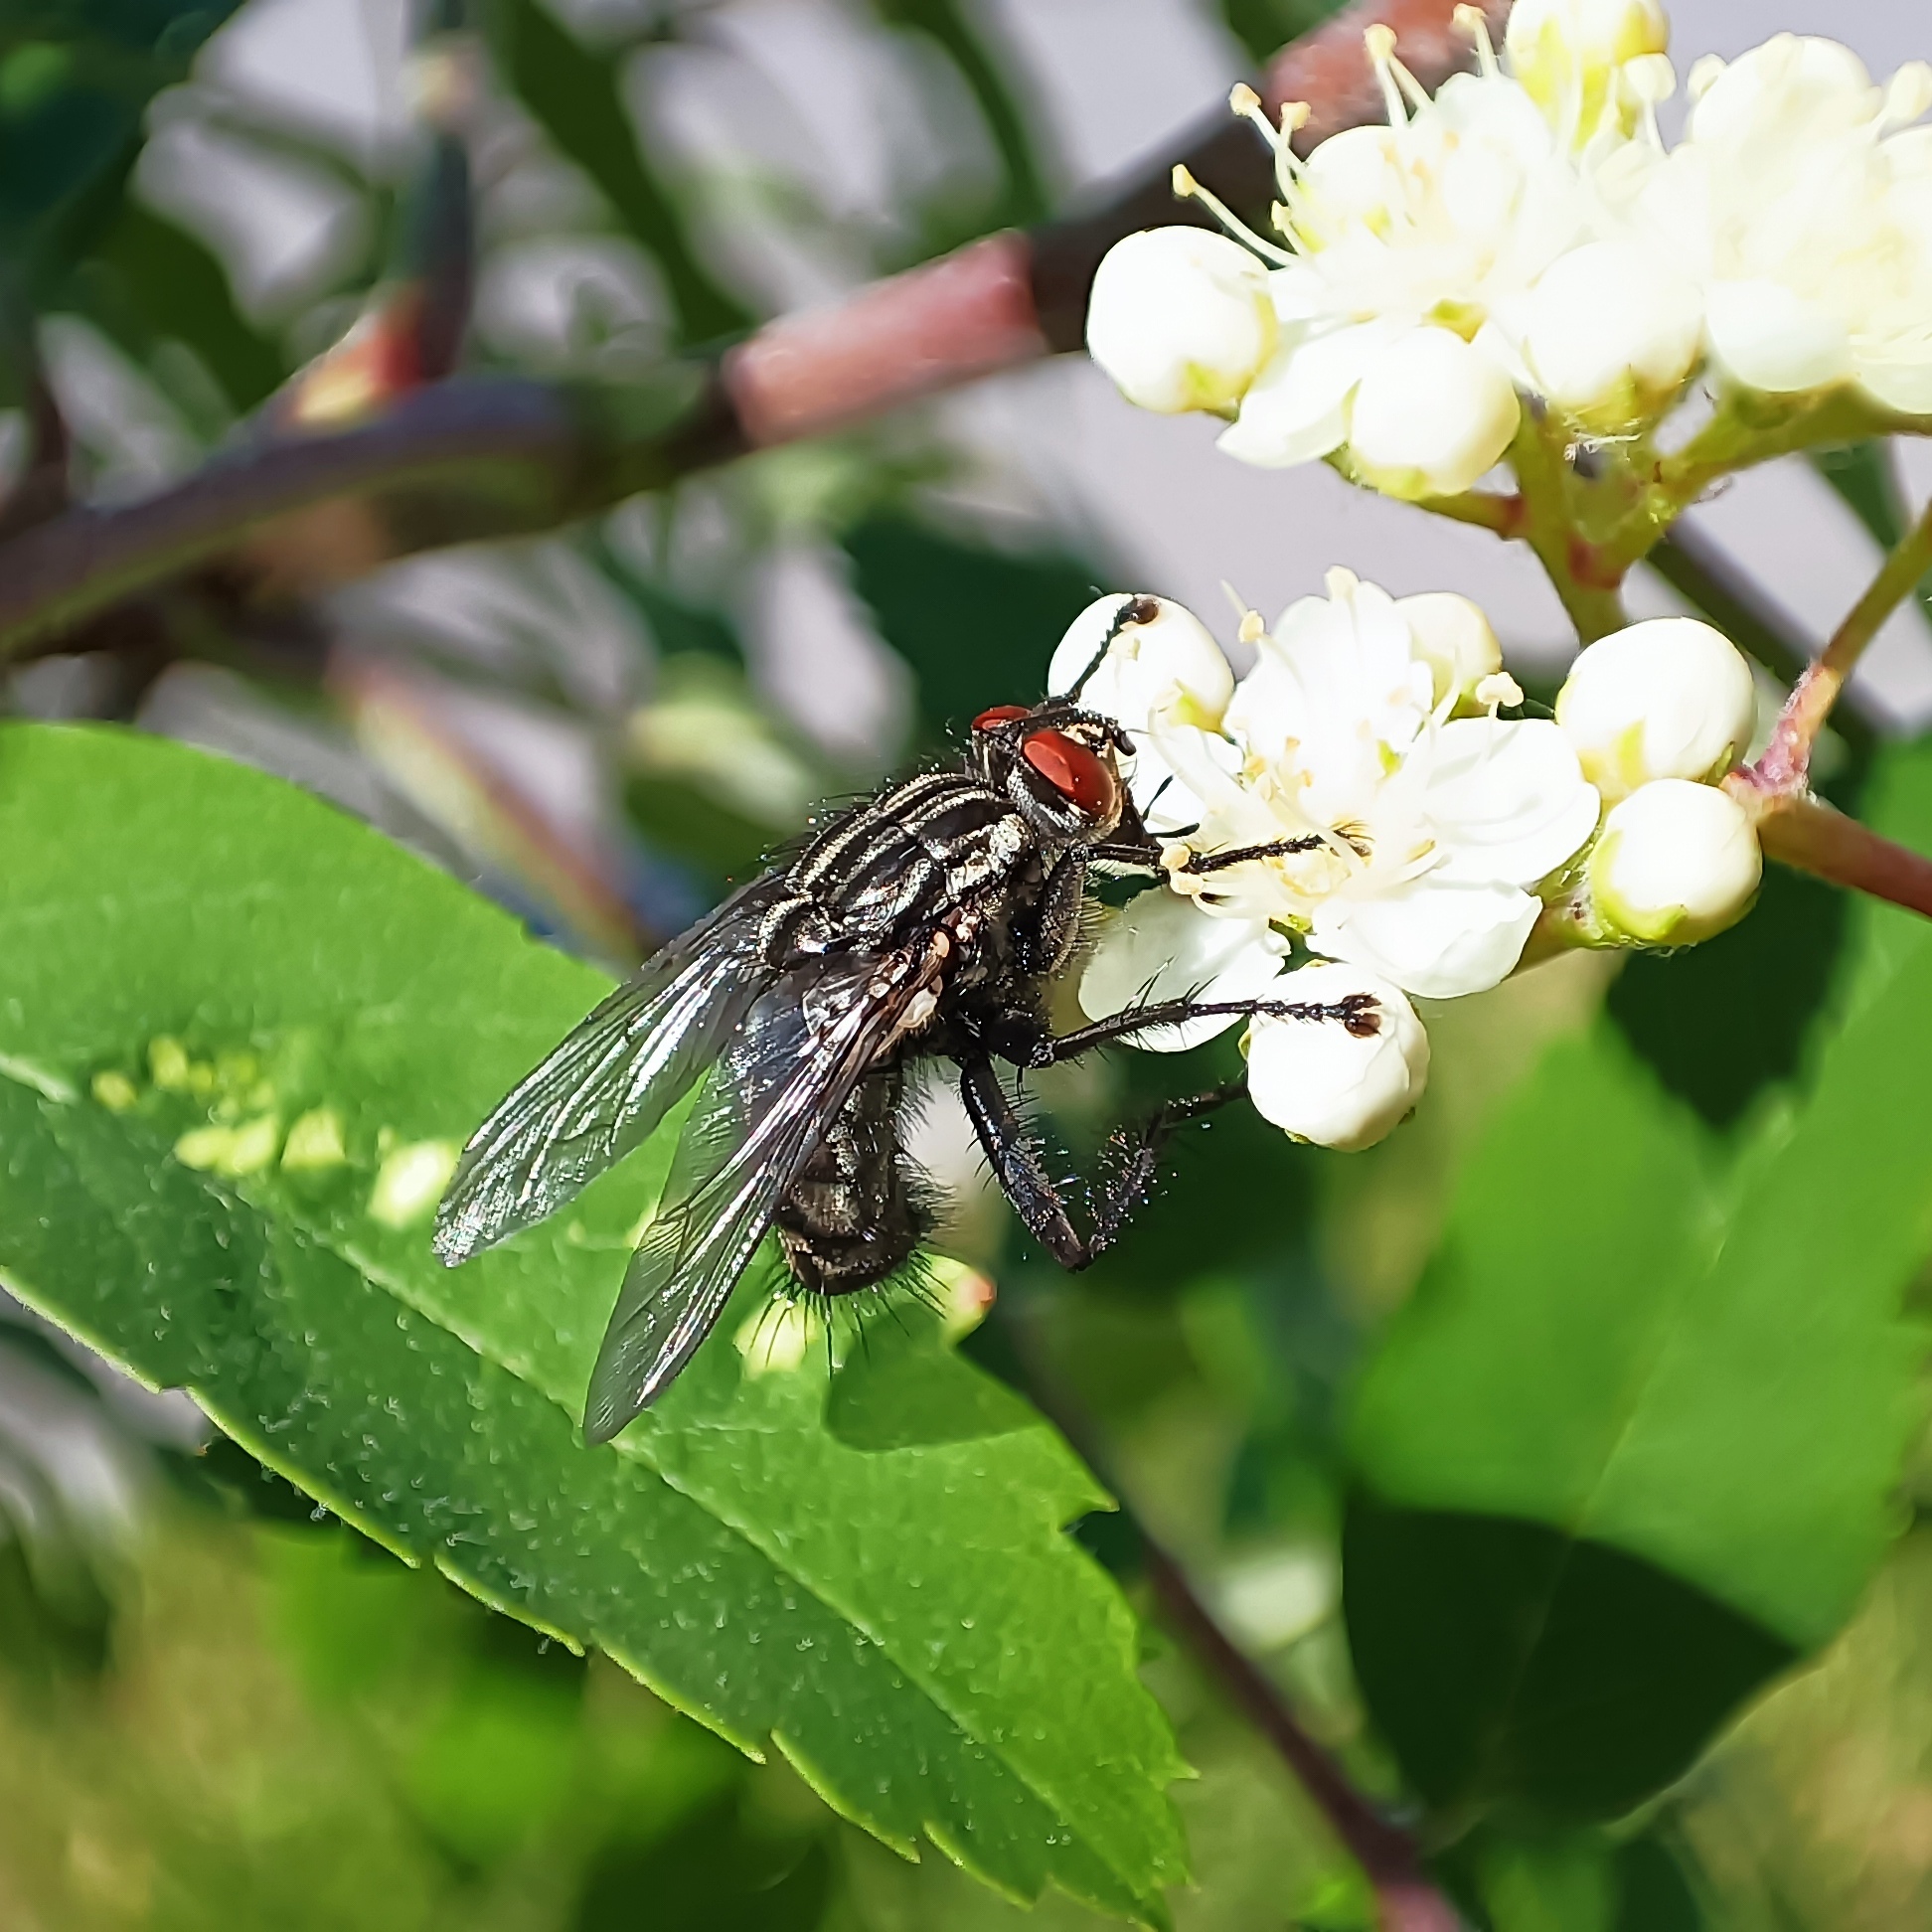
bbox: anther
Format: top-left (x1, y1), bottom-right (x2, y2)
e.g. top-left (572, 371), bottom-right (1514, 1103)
top-left (1452, 4), bottom-right (1499, 78)
top-left (1171, 165), bottom-right (1300, 266)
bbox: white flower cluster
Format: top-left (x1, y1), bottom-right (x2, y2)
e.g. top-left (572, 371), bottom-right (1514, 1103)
top-left (1057, 579), bottom-right (1759, 1151)
top-left (1084, 1), bottom-right (1932, 499)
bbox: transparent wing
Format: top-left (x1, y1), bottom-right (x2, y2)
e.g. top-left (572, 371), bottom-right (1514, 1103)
top-left (434, 881), bottom-right (785, 1265)
top-left (582, 948), bottom-right (934, 1445)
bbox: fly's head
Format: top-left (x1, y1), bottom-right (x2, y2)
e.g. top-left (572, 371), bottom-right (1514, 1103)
top-left (968, 701), bottom-right (1135, 849)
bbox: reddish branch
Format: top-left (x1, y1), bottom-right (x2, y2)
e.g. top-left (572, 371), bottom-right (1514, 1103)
top-left (0, 0), bottom-right (1506, 661)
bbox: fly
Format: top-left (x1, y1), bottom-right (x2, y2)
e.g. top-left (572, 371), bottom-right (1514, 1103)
top-left (434, 599), bottom-right (1385, 1443)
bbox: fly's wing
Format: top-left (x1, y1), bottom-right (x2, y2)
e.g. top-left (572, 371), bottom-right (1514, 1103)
top-left (582, 947), bottom-right (937, 1445)
top-left (434, 880), bottom-right (787, 1265)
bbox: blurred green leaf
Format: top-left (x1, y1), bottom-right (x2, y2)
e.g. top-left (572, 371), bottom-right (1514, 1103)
top-left (0, 723), bottom-right (1187, 1925)
top-left (875, 0), bottom-right (1048, 231)
top-left (68, 197), bottom-right (286, 412)
top-left (1347, 748), bottom-right (1932, 1818)
top-left (844, 512), bottom-right (1102, 741)
top-left (1606, 860), bottom-right (1851, 1129)
top-left (0, 1), bottom-right (242, 281)
top-left (483, 0), bottom-right (753, 346)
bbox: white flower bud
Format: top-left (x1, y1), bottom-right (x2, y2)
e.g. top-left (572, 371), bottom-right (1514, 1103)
top-left (1555, 617), bottom-right (1756, 802)
top-left (1047, 592), bottom-right (1234, 730)
top-left (1347, 327), bottom-right (1522, 501)
top-left (1522, 242), bottom-right (1704, 426)
top-left (1588, 779), bottom-right (1761, 945)
top-left (1244, 962), bottom-right (1429, 1152)
top-left (1086, 229), bottom-right (1278, 415)
top-left (1396, 591), bottom-right (1504, 710)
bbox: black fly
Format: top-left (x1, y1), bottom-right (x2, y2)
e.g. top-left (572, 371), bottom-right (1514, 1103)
top-left (434, 599), bottom-right (1382, 1442)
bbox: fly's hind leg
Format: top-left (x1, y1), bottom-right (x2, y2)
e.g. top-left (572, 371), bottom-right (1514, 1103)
top-left (958, 1055), bottom-right (1245, 1272)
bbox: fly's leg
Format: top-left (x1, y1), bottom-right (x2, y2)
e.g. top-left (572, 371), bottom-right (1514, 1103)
top-left (1033, 991), bottom-right (1383, 1063)
top-left (958, 1054), bottom-right (1245, 1272)
top-left (1085, 1077), bottom-right (1247, 1257)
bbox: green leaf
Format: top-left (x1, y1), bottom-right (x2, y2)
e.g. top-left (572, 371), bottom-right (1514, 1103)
top-left (483, 0), bottom-right (753, 347)
top-left (843, 512), bottom-right (1103, 742)
top-left (1346, 749), bottom-right (1932, 1819)
top-left (0, 723), bottom-right (1187, 1924)
top-left (69, 197), bottom-right (287, 413)
top-left (0, 1), bottom-right (243, 280)
top-left (874, 0), bottom-right (1048, 231)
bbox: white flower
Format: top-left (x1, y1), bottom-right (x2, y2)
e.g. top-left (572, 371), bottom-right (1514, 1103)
top-left (1521, 240), bottom-right (1703, 425)
top-left (1244, 961), bottom-right (1429, 1151)
top-left (1397, 592), bottom-right (1504, 711)
top-left (1078, 888), bottom-right (1287, 1053)
top-left (1587, 778), bottom-right (1760, 943)
top-left (1082, 570), bottom-right (1601, 1005)
top-left (1345, 325), bottom-right (1522, 498)
top-left (1556, 616), bottom-right (1756, 800)
top-left (1046, 593), bottom-right (1233, 834)
top-left (1506, 0), bottom-right (1672, 151)
top-left (1086, 229), bottom-right (1278, 415)
top-left (1610, 36), bottom-right (1932, 414)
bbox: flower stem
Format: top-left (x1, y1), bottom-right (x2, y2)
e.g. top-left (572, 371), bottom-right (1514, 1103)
top-left (1729, 786), bottom-right (1932, 922)
top-left (1413, 488), bottom-right (1526, 537)
top-left (1754, 495), bottom-right (1932, 792)
top-left (1508, 411), bottom-right (1629, 642)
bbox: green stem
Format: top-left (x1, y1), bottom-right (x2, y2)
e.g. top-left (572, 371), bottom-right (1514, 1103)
top-left (1755, 493), bottom-right (1932, 792)
top-left (1508, 411), bottom-right (1629, 643)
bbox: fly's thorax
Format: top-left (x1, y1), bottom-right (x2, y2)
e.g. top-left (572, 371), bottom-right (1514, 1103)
top-left (784, 772), bottom-right (1042, 949)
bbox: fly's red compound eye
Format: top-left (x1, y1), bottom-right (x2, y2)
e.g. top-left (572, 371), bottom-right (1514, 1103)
top-left (972, 705), bottom-right (1030, 731)
top-left (1022, 728), bottom-right (1119, 819)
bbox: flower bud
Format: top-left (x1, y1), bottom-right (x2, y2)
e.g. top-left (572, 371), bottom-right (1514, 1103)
top-left (1555, 617), bottom-right (1756, 801)
top-left (1086, 229), bottom-right (1278, 415)
top-left (1522, 242), bottom-right (1703, 426)
top-left (1244, 962), bottom-right (1430, 1151)
top-left (1587, 779), bottom-right (1761, 945)
top-left (1046, 593), bottom-right (1234, 731)
top-left (1347, 327), bottom-right (1521, 501)
top-left (1396, 591), bottom-right (1504, 710)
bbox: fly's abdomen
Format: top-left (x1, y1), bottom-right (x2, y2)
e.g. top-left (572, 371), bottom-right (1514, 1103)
top-left (774, 1068), bottom-right (927, 1296)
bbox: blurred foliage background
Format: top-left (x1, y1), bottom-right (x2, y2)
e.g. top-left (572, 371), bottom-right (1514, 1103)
top-left (4, 1), bottom-right (1932, 1929)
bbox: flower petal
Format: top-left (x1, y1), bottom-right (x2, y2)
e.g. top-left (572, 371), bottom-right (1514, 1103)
top-left (1704, 277), bottom-right (1852, 395)
top-left (1424, 716), bottom-right (1602, 886)
top-left (1079, 889), bottom-right (1286, 1052)
top-left (1310, 878), bottom-right (1543, 999)
top-left (1216, 319), bottom-right (1396, 469)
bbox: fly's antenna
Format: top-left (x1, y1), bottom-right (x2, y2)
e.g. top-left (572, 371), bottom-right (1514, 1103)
top-left (1052, 594), bottom-right (1162, 702)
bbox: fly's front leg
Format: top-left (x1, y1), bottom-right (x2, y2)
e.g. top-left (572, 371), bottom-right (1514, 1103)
top-left (959, 1054), bottom-right (1087, 1269)
top-left (959, 1055), bottom-right (1246, 1272)
top-left (1017, 990), bottom-right (1385, 1067)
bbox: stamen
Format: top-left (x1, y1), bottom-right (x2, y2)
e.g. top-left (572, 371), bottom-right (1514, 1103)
top-left (1238, 609), bottom-right (1266, 647)
top-left (1475, 671), bottom-right (1524, 713)
top-left (1452, 5), bottom-right (1499, 79)
top-left (1363, 25), bottom-right (1408, 126)
top-left (1172, 164), bottom-right (1300, 265)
